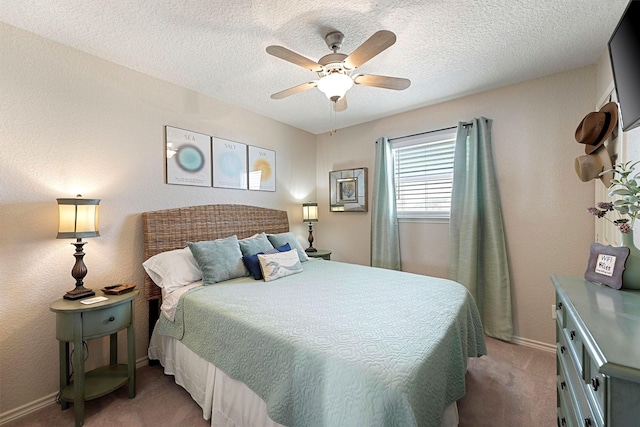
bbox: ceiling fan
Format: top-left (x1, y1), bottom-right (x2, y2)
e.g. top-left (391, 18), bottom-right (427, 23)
top-left (266, 30), bottom-right (411, 112)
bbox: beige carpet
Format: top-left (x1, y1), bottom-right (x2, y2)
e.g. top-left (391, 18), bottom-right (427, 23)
top-left (458, 338), bottom-right (556, 426)
top-left (5, 337), bottom-right (556, 426)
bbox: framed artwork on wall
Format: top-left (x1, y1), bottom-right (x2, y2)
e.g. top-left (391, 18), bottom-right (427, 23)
top-left (248, 146), bottom-right (276, 191)
top-left (165, 126), bottom-right (212, 187)
top-left (329, 167), bottom-right (368, 212)
top-left (213, 137), bottom-right (247, 189)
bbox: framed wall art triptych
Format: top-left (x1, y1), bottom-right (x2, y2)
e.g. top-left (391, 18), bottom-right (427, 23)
top-left (164, 126), bottom-right (276, 191)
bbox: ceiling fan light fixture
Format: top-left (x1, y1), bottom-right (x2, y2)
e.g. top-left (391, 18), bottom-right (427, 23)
top-left (266, 30), bottom-right (409, 111)
top-left (317, 73), bottom-right (353, 102)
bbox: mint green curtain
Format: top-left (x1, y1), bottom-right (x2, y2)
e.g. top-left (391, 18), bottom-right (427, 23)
top-left (449, 118), bottom-right (513, 341)
top-left (371, 137), bottom-right (401, 270)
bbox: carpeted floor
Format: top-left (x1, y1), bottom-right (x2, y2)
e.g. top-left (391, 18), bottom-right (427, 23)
top-left (5, 337), bottom-right (555, 426)
top-left (457, 338), bottom-right (556, 426)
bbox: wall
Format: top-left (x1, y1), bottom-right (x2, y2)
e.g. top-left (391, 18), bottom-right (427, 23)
top-left (0, 23), bottom-right (316, 417)
top-left (317, 65), bottom-right (598, 347)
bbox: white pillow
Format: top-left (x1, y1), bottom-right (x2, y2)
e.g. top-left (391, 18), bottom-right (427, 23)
top-left (258, 249), bottom-right (303, 282)
top-left (143, 247), bottom-right (202, 293)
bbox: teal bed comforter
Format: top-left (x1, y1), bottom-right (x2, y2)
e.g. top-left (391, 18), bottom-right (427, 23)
top-left (156, 260), bottom-right (486, 427)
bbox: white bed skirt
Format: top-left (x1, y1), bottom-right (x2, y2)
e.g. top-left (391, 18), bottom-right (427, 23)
top-left (148, 329), bottom-right (459, 427)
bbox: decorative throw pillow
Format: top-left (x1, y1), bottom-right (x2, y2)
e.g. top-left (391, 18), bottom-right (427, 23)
top-left (242, 243), bottom-right (291, 280)
top-left (187, 235), bottom-right (246, 285)
top-left (258, 249), bottom-right (303, 282)
top-left (142, 247), bottom-right (202, 293)
top-left (238, 232), bottom-right (274, 256)
top-left (266, 232), bottom-right (310, 263)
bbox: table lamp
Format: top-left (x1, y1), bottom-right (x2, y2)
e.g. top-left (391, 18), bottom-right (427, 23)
top-left (302, 202), bottom-right (318, 252)
top-left (57, 195), bottom-right (100, 300)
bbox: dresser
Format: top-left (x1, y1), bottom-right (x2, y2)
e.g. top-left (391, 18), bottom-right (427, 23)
top-left (50, 290), bottom-right (138, 427)
top-left (552, 276), bottom-right (640, 427)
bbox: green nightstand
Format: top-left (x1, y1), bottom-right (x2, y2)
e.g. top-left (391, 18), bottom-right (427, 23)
top-left (307, 249), bottom-right (331, 260)
top-left (50, 290), bottom-right (138, 427)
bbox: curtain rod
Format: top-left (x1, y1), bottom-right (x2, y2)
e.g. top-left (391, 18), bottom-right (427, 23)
top-left (389, 122), bottom-right (472, 142)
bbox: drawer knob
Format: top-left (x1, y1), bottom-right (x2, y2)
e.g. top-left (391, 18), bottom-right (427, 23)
top-left (569, 330), bottom-right (576, 340)
top-left (591, 377), bottom-right (600, 391)
top-left (108, 316), bottom-right (115, 322)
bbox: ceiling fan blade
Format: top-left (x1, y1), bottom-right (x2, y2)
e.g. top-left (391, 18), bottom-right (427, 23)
top-left (266, 45), bottom-right (324, 72)
top-left (354, 74), bottom-right (411, 90)
top-left (270, 82), bottom-right (318, 99)
top-left (333, 96), bottom-right (348, 112)
top-left (343, 30), bottom-right (396, 70)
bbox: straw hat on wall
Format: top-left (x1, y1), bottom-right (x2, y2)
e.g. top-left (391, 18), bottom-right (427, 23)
top-left (574, 146), bottom-right (613, 188)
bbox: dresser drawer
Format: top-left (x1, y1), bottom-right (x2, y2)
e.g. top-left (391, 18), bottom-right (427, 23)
top-left (82, 302), bottom-right (132, 338)
top-left (563, 312), bottom-right (584, 373)
top-left (557, 401), bottom-right (575, 427)
top-left (557, 336), bottom-right (598, 427)
top-left (584, 355), bottom-right (607, 425)
top-left (556, 296), bottom-right (566, 328)
top-left (558, 370), bottom-right (577, 427)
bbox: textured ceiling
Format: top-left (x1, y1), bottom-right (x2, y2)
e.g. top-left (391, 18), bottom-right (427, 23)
top-left (0, 0), bottom-right (630, 134)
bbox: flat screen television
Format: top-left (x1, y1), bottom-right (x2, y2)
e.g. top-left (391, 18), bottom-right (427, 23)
top-left (608, 0), bottom-right (640, 132)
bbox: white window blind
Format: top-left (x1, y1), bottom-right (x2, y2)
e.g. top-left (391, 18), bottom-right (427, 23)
top-left (391, 128), bottom-right (456, 219)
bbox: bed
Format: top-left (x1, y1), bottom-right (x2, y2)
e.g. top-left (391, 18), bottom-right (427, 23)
top-left (142, 204), bottom-right (486, 427)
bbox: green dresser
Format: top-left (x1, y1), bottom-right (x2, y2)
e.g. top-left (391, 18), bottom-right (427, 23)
top-left (552, 276), bottom-right (640, 427)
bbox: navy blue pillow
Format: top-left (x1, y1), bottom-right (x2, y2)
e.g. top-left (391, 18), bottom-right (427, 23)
top-left (242, 243), bottom-right (291, 280)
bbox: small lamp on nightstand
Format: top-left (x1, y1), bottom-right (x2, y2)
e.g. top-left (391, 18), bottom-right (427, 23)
top-left (302, 202), bottom-right (318, 253)
top-left (57, 195), bottom-right (100, 300)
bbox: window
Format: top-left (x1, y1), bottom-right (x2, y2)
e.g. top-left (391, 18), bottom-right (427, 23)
top-left (391, 128), bottom-right (456, 220)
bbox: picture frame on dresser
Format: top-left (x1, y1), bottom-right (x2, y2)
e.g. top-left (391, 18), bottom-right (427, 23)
top-left (584, 242), bottom-right (629, 289)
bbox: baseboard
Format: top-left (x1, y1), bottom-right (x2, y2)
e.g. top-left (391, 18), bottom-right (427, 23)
top-left (0, 391), bottom-right (58, 426)
top-left (136, 356), bottom-right (150, 369)
top-left (0, 356), bottom-right (149, 426)
top-left (512, 335), bottom-right (556, 353)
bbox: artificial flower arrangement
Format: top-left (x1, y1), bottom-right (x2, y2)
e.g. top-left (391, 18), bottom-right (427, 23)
top-left (587, 161), bottom-right (640, 233)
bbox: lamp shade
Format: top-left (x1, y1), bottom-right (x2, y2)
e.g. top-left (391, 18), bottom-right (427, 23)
top-left (317, 73), bottom-right (353, 102)
top-left (302, 202), bottom-right (318, 222)
top-left (57, 196), bottom-right (100, 239)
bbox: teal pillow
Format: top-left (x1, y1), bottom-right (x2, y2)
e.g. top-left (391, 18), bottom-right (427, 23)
top-left (187, 235), bottom-right (247, 285)
top-left (238, 233), bottom-right (274, 256)
top-left (267, 232), bottom-right (309, 263)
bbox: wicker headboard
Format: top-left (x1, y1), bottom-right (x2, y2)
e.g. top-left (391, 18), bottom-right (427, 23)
top-left (142, 204), bottom-right (289, 302)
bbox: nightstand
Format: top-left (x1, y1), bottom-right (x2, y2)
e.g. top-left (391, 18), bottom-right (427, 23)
top-left (307, 249), bottom-right (331, 260)
top-left (50, 290), bottom-right (138, 427)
